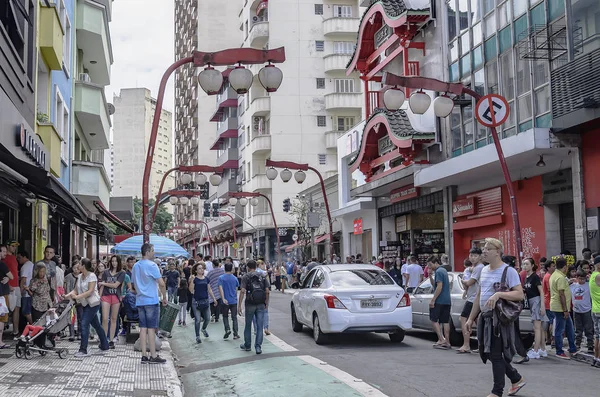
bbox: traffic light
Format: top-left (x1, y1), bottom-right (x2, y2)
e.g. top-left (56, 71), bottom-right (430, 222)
top-left (283, 198), bottom-right (291, 212)
top-left (211, 203), bottom-right (219, 218)
top-left (203, 202), bottom-right (210, 218)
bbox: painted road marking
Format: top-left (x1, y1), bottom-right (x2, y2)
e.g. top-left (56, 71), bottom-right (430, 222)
top-left (297, 355), bottom-right (390, 397)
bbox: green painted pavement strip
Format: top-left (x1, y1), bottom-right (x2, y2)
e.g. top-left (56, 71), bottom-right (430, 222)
top-left (171, 319), bottom-right (285, 368)
top-left (180, 356), bottom-right (364, 397)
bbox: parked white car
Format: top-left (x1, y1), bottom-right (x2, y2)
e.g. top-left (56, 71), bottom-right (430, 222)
top-left (290, 264), bottom-right (412, 344)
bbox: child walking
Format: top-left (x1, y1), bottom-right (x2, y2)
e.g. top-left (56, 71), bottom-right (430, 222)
top-left (177, 279), bottom-right (188, 326)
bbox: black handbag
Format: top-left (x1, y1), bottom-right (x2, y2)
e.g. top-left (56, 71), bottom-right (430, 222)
top-left (494, 266), bottom-right (523, 325)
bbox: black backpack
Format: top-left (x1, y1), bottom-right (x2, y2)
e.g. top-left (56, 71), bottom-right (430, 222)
top-left (246, 273), bottom-right (266, 304)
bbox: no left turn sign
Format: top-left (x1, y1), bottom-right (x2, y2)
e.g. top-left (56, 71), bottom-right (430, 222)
top-left (475, 94), bottom-right (510, 128)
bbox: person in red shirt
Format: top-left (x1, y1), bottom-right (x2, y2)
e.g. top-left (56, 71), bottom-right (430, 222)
top-left (374, 256), bottom-right (384, 269)
top-left (4, 240), bottom-right (20, 337)
top-left (542, 260), bottom-right (556, 347)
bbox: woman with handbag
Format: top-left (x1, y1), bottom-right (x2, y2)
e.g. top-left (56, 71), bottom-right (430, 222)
top-left (465, 238), bottom-right (526, 397)
top-left (188, 262), bottom-right (217, 344)
top-left (64, 258), bottom-right (110, 357)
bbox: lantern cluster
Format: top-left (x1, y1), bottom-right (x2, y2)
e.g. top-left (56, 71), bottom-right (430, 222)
top-left (383, 87), bottom-right (455, 118)
top-left (198, 62), bottom-right (283, 96)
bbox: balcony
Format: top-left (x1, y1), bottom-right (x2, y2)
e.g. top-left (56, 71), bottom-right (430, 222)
top-left (325, 92), bottom-right (362, 110)
top-left (77, 0), bottom-right (113, 85)
top-left (248, 21), bottom-right (269, 48)
top-left (216, 148), bottom-right (238, 167)
top-left (217, 117), bottom-right (238, 136)
top-left (249, 96), bottom-right (270, 117)
top-left (325, 130), bottom-right (342, 150)
top-left (251, 174), bottom-right (272, 191)
top-left (71, 160), bottom-right (111, 212)
top-left (37, 122), bottom-right (63, 177)
top-left (40, 5), bottom-right (64, 70)
top-left (324, 54), bottom-right (352, 73)
top-left (249, 134), bottom-right (271, 154)
top-left (323, 17), bottom-right (360, 36)
top-left (74, 81), bottom-right (111, 150)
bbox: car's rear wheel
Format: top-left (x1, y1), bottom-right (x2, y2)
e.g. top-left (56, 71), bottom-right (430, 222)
top-left (291, 304), bottom-right (303, 332)
top-left (389, 330), bottom-right (405, 343)
top-left (312, 314), bottom-right (328, 345)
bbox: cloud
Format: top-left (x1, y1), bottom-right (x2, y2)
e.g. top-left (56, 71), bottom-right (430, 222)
top-left (105, 0), bottom-right (175, 113)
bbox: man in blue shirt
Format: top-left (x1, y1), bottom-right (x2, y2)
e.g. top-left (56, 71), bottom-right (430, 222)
top-left (427, 256), bottom-right (452, 349)
top-left (132, 243), bottom-right (167, 364)
top-left (219, 262), bottom-right (240, 340)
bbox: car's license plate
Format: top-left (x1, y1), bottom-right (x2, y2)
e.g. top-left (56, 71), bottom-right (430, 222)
top-left (360, 299), bottom-right (383, 308)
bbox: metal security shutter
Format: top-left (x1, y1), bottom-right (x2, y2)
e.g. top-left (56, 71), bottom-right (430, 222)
top-left (559, 203), bottom-right (576, 254)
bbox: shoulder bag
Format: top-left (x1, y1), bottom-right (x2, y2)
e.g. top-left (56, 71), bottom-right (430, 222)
top-left (494, 266), bottom-right (523, 325)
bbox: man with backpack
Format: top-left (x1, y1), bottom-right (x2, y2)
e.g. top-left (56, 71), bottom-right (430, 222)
top-left (238, 260), bottom-right (270, 354)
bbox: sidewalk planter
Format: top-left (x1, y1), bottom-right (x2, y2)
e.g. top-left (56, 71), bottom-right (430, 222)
top-left (37, 122), bottom-right (63, 177)
top-left (40, 5), bottom-right (64, 70)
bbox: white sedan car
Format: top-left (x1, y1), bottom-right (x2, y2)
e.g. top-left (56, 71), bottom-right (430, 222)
top-left (291, 264), bottom-right (412, 344)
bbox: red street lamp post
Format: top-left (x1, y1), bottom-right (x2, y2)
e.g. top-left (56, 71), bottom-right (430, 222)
top-left (381, 72), bottom-right (523, 265)
top-left (228, 192), bottom-right (281, 265)
top-left (218, 212), bottom-right (237, 257)
top-left (265, 159), bottom-right (335, 262)
top-left (142, 47), bottom-right (286, 244)
top-left (183, 220), bottom-right (213, 256)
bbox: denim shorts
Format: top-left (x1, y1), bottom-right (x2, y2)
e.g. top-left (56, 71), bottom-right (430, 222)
top-left (138, 304), bottom-right (160, 329)
top-left (593, 313), bottom-right (600, 340)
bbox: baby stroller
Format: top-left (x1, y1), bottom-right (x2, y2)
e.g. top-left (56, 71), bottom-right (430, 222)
top-left (15, 299), bottom-right (72, 359)
top-left (122, 291), bottom-right (139, 336)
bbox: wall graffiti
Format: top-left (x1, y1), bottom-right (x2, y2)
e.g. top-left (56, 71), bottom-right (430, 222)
top-left (498, 227), bottom-right (540, 259)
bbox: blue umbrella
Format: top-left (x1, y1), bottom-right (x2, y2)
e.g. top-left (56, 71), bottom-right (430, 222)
top-left (111, 234), bottom-right (190, 258)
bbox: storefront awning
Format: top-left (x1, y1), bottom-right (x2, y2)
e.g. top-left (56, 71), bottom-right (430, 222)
top-left (93, 200), bottom-right (135, 233)
top-left (314, 234), bottom-right (329, 244)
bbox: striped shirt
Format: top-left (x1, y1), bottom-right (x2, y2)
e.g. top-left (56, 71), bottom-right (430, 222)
top-left (207, 267), bottom-right (225, 301)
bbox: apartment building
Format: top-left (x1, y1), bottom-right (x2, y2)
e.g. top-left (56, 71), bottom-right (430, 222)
top-left (112, 88), bottom-right (174, 200)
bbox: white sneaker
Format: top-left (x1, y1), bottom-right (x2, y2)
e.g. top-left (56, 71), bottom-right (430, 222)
top-left (526, 349), bottom-right (540, 359)
top-left (74, 350), bottom-right (89, 358)
top-left (539, 349), bottom-right (548, 358)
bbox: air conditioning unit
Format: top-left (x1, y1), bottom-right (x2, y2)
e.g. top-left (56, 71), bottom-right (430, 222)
top-left (253, 117), bottom-right (264, 135)
top-left (79, 73), bottom-right (91, 83)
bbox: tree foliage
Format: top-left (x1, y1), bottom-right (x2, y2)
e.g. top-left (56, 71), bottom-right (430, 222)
top-left (290, 198), bottom-right (314, 262)
top-left (105, 198), bottom-right (173, 236)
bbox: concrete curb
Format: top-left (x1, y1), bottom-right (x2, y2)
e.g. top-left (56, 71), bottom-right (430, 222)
top-left (160, 339), bottom-right (185, 397)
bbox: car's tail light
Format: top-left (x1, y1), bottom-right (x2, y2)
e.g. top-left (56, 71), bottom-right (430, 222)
top-left (324, 294), bottom-right (347, 309)
top-left (397, 293), bottom-right (410, 307)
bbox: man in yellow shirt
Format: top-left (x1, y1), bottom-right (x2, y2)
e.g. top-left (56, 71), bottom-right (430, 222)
top-left (550, 258), bottom-right (577, 359)
top-left (590, 256), bottom-right (600, 367)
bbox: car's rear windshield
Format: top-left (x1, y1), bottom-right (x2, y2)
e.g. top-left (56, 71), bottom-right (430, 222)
top-left (329, 270), bottom-right (395, 287)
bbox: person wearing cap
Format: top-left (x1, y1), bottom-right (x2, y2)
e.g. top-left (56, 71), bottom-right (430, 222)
top-left (4, 240), bottom-right (20, 337)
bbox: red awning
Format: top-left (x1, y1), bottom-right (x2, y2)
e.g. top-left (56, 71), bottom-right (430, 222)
top-left (314, 234), bottom-right (329, 244)
top-left (209, 129), bottom-right (239, 150)
top-left (209, 98), bottom-right (238, 122)
top-left (256, 0), bottom-right (268, 15)
top-left (93, 201), bottom-right (135, 233)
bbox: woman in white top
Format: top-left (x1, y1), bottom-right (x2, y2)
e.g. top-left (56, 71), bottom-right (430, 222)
top-left (64, 258), bottom-right (109, 357)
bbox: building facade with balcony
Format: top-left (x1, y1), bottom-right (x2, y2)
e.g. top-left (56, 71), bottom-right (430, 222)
top-left (112, 88), bottom-right (174, 202)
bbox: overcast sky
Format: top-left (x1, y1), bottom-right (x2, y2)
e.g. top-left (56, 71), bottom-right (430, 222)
top-left (105, 0), bottom-right (175, 113)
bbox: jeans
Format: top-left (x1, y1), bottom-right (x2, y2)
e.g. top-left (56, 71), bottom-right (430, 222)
top-left (574, 311), bottom-right (594, 350)
top-left (191, 300), bottom-right (211, 338)
top-left (210, 298), bottom-right (222, 320)
top-left (243, 303), bottom-right (265, 349)
top-left (167, 287), bottom-right (177, 302)
top-left (553, 311), bottom-right (577, 355)
top-left (490, 330), bottom-right (522, 396)
top-left (178, 302), bottom-right (187, 323)
top-left (80, 305), bottom-right (109, 353)
top-left (222, 303), bottom-right (238, 336)
top-left (253, 308), bottom-right (269, 331)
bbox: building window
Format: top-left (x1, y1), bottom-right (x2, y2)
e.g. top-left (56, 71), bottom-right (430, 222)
top-left (318, 154), bottom-right (327, 165)
top-left (548, 0), bottom-right (565, 22)
top-left (334, 79), bottom-right (355, 93)
top-left (447, 0), bottom-right (457, 41)
top-left (333, 5), bottom-right (352, 18)
top-left (317, 116), bottom-right (327, 127)
top-left (336, 117), bottom-right (355, 131)
top-left (315, 40), bottom-right (324, 51)
top-left (62, 10), bottom-right (71, 74)
top-left (314, 4), bottom-right (323, 15)
top-left (316, 78), bottom-right (325, 89)
top-left (54, 88), bottom-right (68, 161)
top-left (333, 41), bottom-right (354, 54)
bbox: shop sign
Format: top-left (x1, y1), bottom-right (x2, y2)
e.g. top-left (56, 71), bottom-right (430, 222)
top-left (17, 124), bottom-right (47, 169)
top-left (353, 218), bottom-right (363, 235)
top-left (396, 215), bottom-right (408, 232)
top-left (390, 184), bottom-right (419, 203)
top-left (452, 198), bottom-right (477, 217)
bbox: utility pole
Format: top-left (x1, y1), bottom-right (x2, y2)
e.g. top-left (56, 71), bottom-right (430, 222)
top-left (309, 194), bottom-right (315, 260)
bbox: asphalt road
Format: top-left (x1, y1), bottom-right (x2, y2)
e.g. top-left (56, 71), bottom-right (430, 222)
top-left (266, 290), bottom-right (600, 397)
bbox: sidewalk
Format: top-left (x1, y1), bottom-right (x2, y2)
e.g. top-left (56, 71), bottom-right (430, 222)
top-left (0, 333), bottom-right (183, 396)
top-left (170, 318), bottom-right (386, 397)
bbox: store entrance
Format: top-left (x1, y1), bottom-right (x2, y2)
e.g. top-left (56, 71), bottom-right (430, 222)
top-left (559, 202), bottom-right (576, 254)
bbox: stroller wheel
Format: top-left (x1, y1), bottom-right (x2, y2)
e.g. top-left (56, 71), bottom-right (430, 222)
top-left (15, 346), bottom-right (23, 358)
top-left (58, 349), bottom-right (68, 359)
top-left (24, 349), bottom-right (33, 360)
top-left (39, 350), bottom-right (47, 356)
